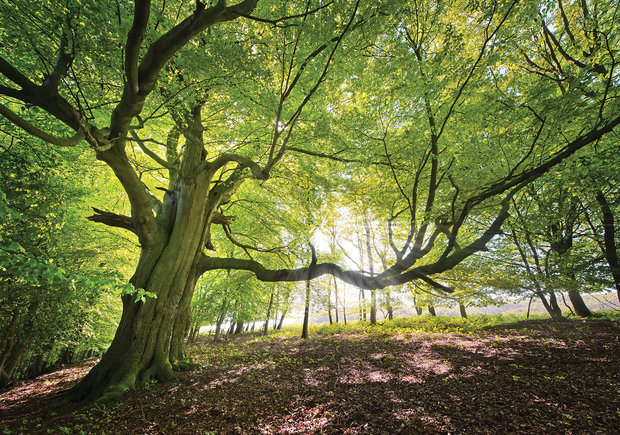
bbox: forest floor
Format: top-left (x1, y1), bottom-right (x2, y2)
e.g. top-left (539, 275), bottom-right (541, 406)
top-left (1, 318), bottom-right (619, 434)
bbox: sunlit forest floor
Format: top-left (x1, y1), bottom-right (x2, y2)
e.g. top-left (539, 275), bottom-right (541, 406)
top-left (1, 316), bottom-right (619, 434)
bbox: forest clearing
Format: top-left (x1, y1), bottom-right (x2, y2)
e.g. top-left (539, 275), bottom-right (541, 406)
top-left (2, 315), bottom-right (619, 434)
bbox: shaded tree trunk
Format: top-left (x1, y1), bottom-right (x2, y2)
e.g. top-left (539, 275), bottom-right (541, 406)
top-left (0, 342), bottom-right (25, 389)
top-left (596, 190), bottom-right (620, 303)
top-left (428, 306), bottom-right (436, 316)
top-left (567, 290), bottom-right (593, 317)
top-left (386, 290), bottom-right (393, 320)
top-left (538, 291), bottom-right (563, 320)
top-left (213, 298), bottom-right (229, 343)
top-left (276, 311), bottom-right (286, 330)
top-left (342, 281), bottom-right (347, 325)
top-left (459, 302), bottom-right (467, 319)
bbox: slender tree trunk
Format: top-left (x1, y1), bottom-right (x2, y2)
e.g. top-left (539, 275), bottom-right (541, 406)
top-left (301, 279), bottom-right (311, 340)
top-left (214, 314), bottom-right (225, 342)
top-left (386, 290), bottom-right (393, 320)
top-left (277, 311), bottom-right (286, 330)
top-left (213, 298), bottom-right (229, 343)
top-left (342, 282), bottom-right (347, 325)
top-left (358, 290), bottom-right (363, 321)
top-left (364, 216), bottom-right (377, 325)
top-left (526, 295), bottom-right (534, 319)
top-left (333, 277), bottom-right (339, 323)
top-left (327, 279), bottom-right (333, 324)
top-left (459, 303), bottom-right (467, 319)
top-left (264, 288), bottom-right (274, 335)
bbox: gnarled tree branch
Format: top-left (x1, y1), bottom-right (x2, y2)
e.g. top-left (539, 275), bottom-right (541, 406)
top-left (86, 207), bottom-right (136, 233)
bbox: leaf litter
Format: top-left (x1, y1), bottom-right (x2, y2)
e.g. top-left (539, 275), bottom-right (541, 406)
top-left (1, 319), bottom-right (619, 434)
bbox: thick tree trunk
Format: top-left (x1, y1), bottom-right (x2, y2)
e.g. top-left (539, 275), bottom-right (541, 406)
top-left (428, 306), bottom-right (436, 316)
top-left (0, 343), bottom-right (26, 388)
top-left (69, 175), bottom-right (213, 402)
top-left (567, 290), bottom-right (594, 317)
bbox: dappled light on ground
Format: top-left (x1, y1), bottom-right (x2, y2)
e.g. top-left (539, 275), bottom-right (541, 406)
top-left (1, 319), bottom-right (619, 433)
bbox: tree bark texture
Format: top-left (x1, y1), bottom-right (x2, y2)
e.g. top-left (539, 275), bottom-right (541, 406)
top-left (70, 171), bottom-right (215, 402)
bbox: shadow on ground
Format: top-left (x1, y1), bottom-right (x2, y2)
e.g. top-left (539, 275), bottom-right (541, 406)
top-left (1, 319), bottom-right (619, 434)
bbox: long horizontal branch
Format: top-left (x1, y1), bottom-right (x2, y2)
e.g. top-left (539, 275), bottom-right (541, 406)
top-left (288, 146), bottom-right (389, 166)
top-left (199, 253), bottom-right (453, 292)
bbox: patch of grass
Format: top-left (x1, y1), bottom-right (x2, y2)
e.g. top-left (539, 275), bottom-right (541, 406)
top-left (594, 309), bottom-right (620, 321)
top-left (272, 313), bottom-right (557, 338)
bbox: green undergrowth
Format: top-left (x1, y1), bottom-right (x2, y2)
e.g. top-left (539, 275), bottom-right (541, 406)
top-left (593, 309), bottom-right (620, 321)
top-left (271, 312), bottom-right (553, 338)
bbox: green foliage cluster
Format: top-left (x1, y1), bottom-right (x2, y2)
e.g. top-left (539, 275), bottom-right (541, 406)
top-left (0, 144), bottom-right (129, 385)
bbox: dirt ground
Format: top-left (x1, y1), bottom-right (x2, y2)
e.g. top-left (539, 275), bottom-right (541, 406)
top-left (1, 319), bottom-right (619, 434)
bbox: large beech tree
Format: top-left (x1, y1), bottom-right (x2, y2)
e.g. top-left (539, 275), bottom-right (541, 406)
top-left (1, 0), bottom-right (618, 402)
